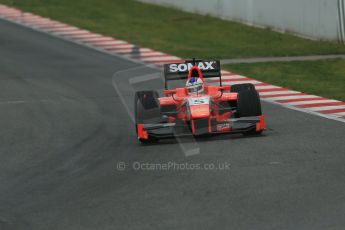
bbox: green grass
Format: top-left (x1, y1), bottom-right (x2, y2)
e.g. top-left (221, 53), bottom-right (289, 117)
top-left (1, 0), bottom-right (345, 59)
top-left (224, 60), bottom-right (345, 101)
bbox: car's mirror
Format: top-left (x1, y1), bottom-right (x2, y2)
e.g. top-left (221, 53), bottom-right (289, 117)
top-left (163, 89), bottom-right (177, 95)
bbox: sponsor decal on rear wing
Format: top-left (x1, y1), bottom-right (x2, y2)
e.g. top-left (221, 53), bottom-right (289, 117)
top-left (163, 60), bottom-right (221, 81)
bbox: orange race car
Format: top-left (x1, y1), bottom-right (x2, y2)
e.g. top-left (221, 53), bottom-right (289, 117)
top-left (135, 59), bottom-right (265, 143)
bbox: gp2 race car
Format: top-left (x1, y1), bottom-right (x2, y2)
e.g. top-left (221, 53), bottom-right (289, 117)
top-left (135, 59), bottom-right (265, 143)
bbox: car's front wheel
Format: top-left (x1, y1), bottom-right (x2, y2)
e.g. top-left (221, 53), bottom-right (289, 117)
top-left (236, 89), bottom-right (263, 135)
top-left (134, 90), bottom-right (160, 143)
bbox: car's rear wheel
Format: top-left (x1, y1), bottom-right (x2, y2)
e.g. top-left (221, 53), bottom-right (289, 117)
top-left (237, 89), bottom-right (263, 135)
top-left (230, 83), bottom-right (256, 93)
top-left (134, 90), bottom-right (160, 143)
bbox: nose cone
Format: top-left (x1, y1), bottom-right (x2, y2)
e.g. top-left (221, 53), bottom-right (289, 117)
top-left (190, 104), bottom-right (210, 119)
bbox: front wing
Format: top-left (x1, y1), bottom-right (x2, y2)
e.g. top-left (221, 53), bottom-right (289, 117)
top-left (137, 116), bottom-right (265, 139)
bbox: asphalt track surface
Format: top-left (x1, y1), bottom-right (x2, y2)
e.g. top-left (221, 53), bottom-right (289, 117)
top-left (1, 18), bottom-right (345, 230)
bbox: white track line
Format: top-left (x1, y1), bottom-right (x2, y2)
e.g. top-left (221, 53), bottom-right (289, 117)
top-left (304, 105), bottom-right (345, 112)
top-left (283, 99), bottom-right (339, 106)
top-left (91, 40), bottom-right (127, 45)
top-left (263, 95), bottom-right (320, 101)
top-left (91, 40), bottom-right (129, 46)
top-left (140, 56), bottom-right (181, 61)
top-left (333, 112), bottom-right (345, 116)
top-left (46, 28), bottom-right (80, 33)
top-left (53, 30), bottom-right (90, 35)
top-left (259, 90), bottom-right (299, 96)
top-left (32, 22), bottom-right (64, 27)
top-left (106, 44), bottom-right (135, 49)
top-left (68, 34), bottom-right (102, 39)
top-left (78, 34), bottom-right (111, 43)
top-left (254, 85), bottom-right (281, 90)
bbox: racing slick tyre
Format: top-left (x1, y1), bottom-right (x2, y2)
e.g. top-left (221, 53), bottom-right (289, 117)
top-left (237, 90), bottom-right (263, 135)
top-left (134, 91), bottom-right (160, 143)
top-left (230, 83), bottom-right (256, 93)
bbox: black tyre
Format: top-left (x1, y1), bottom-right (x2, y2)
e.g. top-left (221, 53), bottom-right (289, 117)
top-left (237, 90), bottom-right (263, 135)
top-left (134, 90), bottom-right (160, 143)
top-left (237, 90), bottom-right (262, 117)
top-left (230, 83), bottom-right (256, 93)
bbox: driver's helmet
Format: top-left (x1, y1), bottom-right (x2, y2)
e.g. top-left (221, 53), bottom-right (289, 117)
top-left (186, 77), bottom-right (204, 95)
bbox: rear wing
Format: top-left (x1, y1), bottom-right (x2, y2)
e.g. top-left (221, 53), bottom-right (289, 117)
top-left (163, 60), bottom-right (222, 89)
